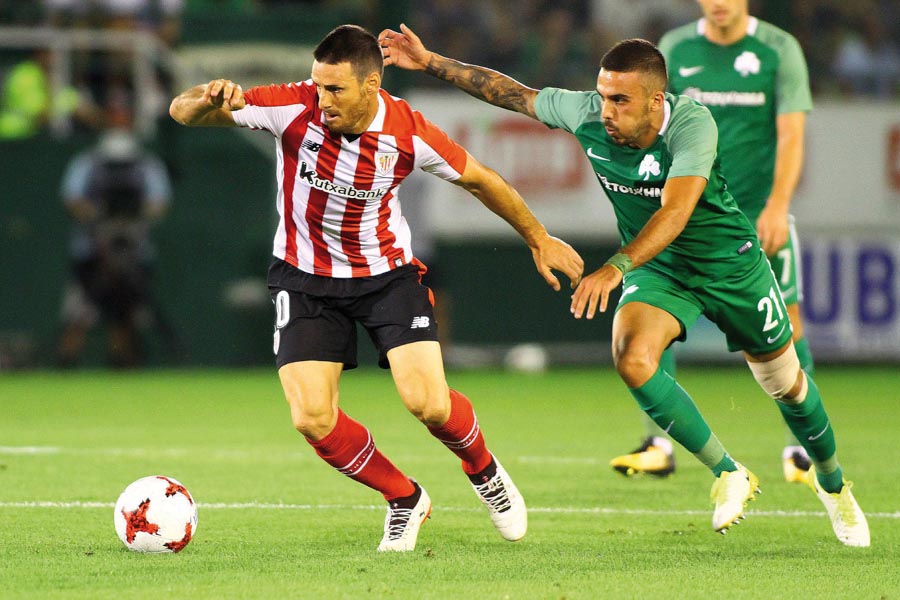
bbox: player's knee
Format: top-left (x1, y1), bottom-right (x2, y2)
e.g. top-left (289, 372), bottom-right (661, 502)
top-left (397, 381), bottom-right (450, 427)
top-left (287, 398), bottom-right (336, 439)
top-left (747, 345), bottom-right (804, 401)
top-left (613, 341), bottom-right (658, 388)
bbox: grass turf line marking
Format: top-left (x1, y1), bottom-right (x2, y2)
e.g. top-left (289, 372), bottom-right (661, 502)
top-left (3, 501), bottom-right (898, 519)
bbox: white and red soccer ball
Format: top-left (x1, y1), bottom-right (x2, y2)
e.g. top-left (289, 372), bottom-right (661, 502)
top-left (114, 475), bottom-right (198, 553)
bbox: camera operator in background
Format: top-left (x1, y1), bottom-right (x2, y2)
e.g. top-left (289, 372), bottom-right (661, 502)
top-left (56, 105), bottom-right (172, 368)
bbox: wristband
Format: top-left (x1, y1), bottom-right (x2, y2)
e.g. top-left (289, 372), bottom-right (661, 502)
top-left (604, 252), bottom-right (633, 276)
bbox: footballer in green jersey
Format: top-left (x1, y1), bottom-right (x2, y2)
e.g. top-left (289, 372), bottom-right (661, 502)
top-left (626, 1), bottom-right (816, 483)
top-left (660, 17), bottom-right (812, 225)
top-left (381, 22), bottom-right (870, 546)
top-left (534, 88), bottom-right (759, 290)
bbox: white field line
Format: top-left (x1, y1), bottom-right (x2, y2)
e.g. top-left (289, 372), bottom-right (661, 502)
top-left (2, 501), bottom-right (899, 519)
top-left (3, 447), bottom-right (898, 519)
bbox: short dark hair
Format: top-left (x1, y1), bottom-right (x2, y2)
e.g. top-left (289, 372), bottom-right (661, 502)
top-left (600, 38), bottom-right (668, 91)
top-left (314, 24), bottom-right (383, 82)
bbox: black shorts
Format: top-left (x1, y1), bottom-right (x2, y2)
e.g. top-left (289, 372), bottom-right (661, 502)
top-left (268, 259), bottom-right (438, 370)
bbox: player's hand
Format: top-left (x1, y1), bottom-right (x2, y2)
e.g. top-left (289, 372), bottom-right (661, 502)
top-left (569, 265), bottom-right (623, 319)
top-left (202, 79), bottom-right (245, 111)
top-left (530, 236), bottom-right (584, 291)
top-left (756, 203), bottom-right (789, 257)
top-left (379, 23), bottom-right (432, 71)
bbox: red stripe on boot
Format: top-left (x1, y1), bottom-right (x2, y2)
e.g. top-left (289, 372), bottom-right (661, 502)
top-left (428, 389), bottom-right (492, 475)
top-left (308, 410), bottom-right (414, 500)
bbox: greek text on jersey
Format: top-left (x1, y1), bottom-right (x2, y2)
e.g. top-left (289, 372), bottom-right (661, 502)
top-left (682, 88), bottom-right (766, 107)
top-left (296, 161), bottom-right (389, 200)
top-left (595, 173), bottom-right (662, 198)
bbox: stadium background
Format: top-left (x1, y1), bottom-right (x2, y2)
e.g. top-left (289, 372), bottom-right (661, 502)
top-left (0, 0), bottom-right (898, 369)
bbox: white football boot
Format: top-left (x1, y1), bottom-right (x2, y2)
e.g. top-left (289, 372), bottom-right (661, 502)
top-left (470, 455), bottom-right (527, 541)
top-left (377, 483), bottom-right (432, 552)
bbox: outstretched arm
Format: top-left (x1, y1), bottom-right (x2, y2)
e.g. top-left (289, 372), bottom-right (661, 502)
top-left (453, 152), bottom-right (583, 291)
top-left (379, 23), bottom-right (539, 119)
top-left (169, 79), bottom-right (246, 127)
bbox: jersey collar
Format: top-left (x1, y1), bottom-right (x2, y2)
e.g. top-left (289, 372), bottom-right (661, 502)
top-left (658, 96), bottom-right (672, 137)
top-left (697, 16), bottom-right (759, 37)
top-left (367, 92), bottom-right (386, 132)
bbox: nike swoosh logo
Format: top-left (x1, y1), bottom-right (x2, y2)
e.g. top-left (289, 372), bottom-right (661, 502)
top-left (586, 147), bottom-right (610, 161)
top-left (780, 286), bottom-right (796, 297)
top-left (808, 421), bottom-right (830, 441)
top-left (678, 65), bottom-right (704, 77)
top-left (766, 324), bottom-right (787, 344)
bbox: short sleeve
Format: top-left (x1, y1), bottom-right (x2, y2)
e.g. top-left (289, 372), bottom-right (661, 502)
top-left (412, 112), bottom-right (468, 181)
top-left (775, 35), bottom-right (813, 115)
top-left (534, 88), bottom-right (598, 134)
top-left (231, 82), bottom-right (312, 136)
top-left (666, 102), bottom-right (718, 180)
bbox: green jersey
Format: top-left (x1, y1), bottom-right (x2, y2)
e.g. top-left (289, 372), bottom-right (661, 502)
top-left (534, 89), bottom-right (757, 288)
top-left (659, 17), bottom-right (812, 221)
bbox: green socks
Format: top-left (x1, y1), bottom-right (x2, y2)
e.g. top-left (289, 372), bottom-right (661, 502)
top-left (784, 337), bottom-right (817, 447)
top-left (630, 366), bottom-right (736, 476)
top-left (776, 375), bottom-right (843, 492)
top-left (641, 348), bottom-right (677, 438)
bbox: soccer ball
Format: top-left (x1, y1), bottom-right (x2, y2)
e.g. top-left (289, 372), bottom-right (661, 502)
top-left (114, 475), bottom-right (198, 553)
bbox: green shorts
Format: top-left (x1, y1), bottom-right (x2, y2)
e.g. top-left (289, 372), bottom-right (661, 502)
top-left (767, 215), bottom-right (803, 306)
top-left (617, 249), bottom-right (794, 355)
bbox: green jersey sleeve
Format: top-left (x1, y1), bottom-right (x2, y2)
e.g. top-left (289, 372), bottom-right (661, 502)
top-left (773, 33), bottom-right (813, 114)
top-left (665, 97), bottom-right (718, 180)
top-left (534, 87), bottom-right (599, 133)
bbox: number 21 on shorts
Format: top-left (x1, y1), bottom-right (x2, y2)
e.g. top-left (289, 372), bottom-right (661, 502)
top-left (757, 286), bottom-right (788, 344)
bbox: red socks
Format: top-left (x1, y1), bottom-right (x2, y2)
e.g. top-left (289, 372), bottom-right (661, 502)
top-left (307, 389), bottom-right (491, 499)
top-left (307, 410), bottom-right (414, 501)
top-left (428, 389), bottom-right (492, 475)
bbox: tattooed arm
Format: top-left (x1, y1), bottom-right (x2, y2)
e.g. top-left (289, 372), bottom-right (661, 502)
top-left (379, 23), bottom-right (539, 120)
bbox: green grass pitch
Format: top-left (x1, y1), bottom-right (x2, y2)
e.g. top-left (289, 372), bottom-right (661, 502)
top-left (1, 366), bottom-right (898, 599)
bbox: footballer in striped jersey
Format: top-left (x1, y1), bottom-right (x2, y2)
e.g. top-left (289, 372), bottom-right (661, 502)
top-left (171, 24), bottom-right (584, 552)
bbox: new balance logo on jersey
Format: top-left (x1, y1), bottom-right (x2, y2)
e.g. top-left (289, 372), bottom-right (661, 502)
top-left (734, 51), bottom-right (761, 77)
top-left (301, 140), bottom-right (322, 152)
top-left (410, 316), bottom-right (430, 329)
top-left (296, 161), bottom-right (388, 200)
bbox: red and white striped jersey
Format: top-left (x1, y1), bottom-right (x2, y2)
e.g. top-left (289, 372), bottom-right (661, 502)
top-left (231, 81), bottom-right (468, 278)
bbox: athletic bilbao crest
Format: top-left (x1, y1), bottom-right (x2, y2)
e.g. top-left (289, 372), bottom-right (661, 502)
top-left (375, 151), bottom-right (399, 175)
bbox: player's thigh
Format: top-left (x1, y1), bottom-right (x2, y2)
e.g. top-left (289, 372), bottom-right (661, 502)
top-left (271, 287), bottom-right (358, 369)
top-left (278, 360), bottom-right (344, 438)
top-left (703, 252), bottom-right (793, 355)
top-left (615, 269), bottom-right (702, 351)
top-left (387, 341), bottom-right (450, 424)
top-left (355, 267), bottom-right (439, 369)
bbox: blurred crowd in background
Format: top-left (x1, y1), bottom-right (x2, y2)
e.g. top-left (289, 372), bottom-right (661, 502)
top-left (0, 0), bottom-right (897, 369)
top-left (0, 0), bottom-right (898, 141)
